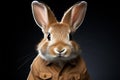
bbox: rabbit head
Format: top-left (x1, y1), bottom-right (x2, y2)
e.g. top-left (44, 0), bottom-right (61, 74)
top-left (31, 1), bottom-right (87, 62)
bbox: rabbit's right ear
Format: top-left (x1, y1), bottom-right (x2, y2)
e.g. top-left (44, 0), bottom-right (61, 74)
top-left (31, 1), bottom-right (57, 32)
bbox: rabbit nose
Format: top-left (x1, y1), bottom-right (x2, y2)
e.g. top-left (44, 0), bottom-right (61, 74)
top-left (58, 49), bottom-right (65, 53)
top-left (54, 48), bottom-right (66, 54)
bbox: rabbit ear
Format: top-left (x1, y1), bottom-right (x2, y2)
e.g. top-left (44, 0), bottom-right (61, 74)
top-left (31, 1), bottom-right (57, 31)
top-left (61, 1), bottom-right (87, 32)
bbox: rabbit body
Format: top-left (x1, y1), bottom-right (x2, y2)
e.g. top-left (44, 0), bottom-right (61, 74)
top-left (27, 54), bottom-right (90, 80)
top-left (27, 1), bottom-right (90, 80)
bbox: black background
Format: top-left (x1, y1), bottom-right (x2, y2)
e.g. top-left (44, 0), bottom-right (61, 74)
top-left (4, 0), bottom-right (120, 80)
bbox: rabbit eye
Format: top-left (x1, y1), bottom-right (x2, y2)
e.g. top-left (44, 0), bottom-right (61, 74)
top-left (47, 33), bottom-right (51, 41)
top-left (69, 33), bottom-right (72, 40)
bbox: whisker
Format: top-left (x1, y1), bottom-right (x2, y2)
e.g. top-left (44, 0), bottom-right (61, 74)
top-left (17, 52), bottom-right (37, 71)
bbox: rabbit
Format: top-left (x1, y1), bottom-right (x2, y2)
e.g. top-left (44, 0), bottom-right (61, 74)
top-left (27, 1), bottom-right (90, 80)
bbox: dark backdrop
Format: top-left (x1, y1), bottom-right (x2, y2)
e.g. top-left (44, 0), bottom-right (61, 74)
top-left (8, 0), bottom-right (120, 80)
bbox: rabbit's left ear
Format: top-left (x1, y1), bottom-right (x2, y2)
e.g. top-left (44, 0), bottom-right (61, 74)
top-left (61, 1), bottom-right (87, 32)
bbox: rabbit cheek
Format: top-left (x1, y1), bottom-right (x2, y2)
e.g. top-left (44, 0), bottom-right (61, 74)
top-left (62, 46), bottom-right (71, 57)
top-left (48, 46), bottom-right (58, 57)
top-left (71, 41), bottom-right (80, 54)
top-left (40, 42), bottom-right (49, 55)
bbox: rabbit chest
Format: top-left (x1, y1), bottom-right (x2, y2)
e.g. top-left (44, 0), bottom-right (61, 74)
top-left (27, 55), bottom-right (90, 80)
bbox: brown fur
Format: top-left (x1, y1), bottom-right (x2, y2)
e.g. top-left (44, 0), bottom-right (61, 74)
top-left (27, 1), bottom-right (90, 80)
top-left (37, 23), bottom-right (80, 62)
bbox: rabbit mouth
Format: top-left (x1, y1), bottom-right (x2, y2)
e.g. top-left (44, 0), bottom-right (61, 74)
top-left (54, 53), bottom-right (77, 61)
top-left (57, 54), bottom-right (63, 57)
top-left (56, 55), bottom-right (66, 59)
top-left (57, 53), bottom-right (69, 58)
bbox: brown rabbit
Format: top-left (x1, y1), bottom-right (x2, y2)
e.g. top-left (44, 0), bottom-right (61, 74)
top-left (27, 1), bottom-right (90, 80)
